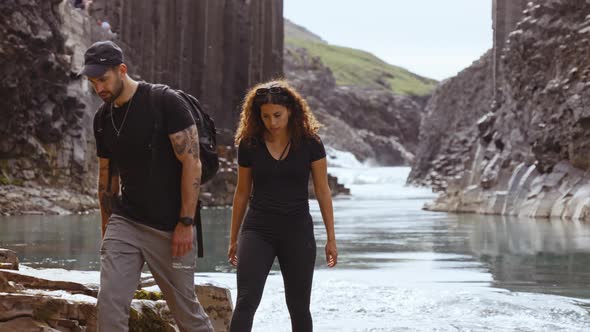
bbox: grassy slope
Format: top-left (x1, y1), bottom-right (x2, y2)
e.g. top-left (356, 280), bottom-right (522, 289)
top-left (285, 20), bottom-right (437, 96)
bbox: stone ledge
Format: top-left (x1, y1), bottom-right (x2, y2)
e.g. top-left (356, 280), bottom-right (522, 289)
top-left (0, 265), bottom-right (233, 331)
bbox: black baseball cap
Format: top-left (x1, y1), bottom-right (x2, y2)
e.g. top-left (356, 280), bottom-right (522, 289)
top-left (79, 40), bottom-right (124, 77)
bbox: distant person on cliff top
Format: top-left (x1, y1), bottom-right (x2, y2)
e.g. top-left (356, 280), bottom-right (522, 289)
top-left (72, 0), bottom-right (92, 13)
top-left (80, 40), bottom-right (214, 332)
top-left (73, 0), bottom-right (84, 9)
top-left (228, 79), bottom-right (338, 331)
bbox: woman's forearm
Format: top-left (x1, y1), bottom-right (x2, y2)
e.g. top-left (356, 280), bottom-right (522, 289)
top-left (316, 190), bottom-right (336, 241)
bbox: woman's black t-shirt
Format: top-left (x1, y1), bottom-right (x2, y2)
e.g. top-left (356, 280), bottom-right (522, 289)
top-left (238, 136), bottom-right (326, 217)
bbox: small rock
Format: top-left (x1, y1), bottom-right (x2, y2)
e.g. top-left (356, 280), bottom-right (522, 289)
top-left (0, 249), bottom-right (19, 270)
top-left (22, 170), bottom-right (35, 180)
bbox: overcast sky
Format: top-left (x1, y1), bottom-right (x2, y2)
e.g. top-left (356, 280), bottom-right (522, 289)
top-left (283, 0), bottom-right (493, 81)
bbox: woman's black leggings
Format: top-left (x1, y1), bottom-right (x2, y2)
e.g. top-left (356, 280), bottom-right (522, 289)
top-left (230, 213), bottom-right (317, 332)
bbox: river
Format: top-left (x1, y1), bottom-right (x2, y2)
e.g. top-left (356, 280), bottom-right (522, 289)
top-left (1, 167), bottom-right (589, 331)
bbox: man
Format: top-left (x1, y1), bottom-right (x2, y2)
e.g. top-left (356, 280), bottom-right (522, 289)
top-left (81, 40), bottom-right (214, 332)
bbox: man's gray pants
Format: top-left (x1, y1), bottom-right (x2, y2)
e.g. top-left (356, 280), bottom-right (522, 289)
top-left (97, 214), bottom-right (214, 332)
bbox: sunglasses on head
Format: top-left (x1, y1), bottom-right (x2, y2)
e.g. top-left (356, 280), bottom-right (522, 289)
top-left (255, 86), bottom-right (285, 96)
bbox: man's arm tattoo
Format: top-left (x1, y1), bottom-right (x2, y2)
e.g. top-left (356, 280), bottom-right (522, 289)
top-left (171, 130), bottom-right (189, 155)
top-left (189, 127), bottom-right (200, 160)
top-left (172, 126), bottom-right (199, 160)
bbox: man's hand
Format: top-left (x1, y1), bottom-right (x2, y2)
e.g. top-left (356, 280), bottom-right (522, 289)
top-left (172, 222), bottom-right (194, 257)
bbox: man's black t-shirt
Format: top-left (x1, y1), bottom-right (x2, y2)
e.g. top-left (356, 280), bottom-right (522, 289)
top-left (93, 82), bottom-right (194, 231)
top-left (238, 136), bottom-right (326, 217)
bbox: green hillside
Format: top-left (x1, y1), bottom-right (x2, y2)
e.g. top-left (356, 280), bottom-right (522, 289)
top-left (285, 19), bottom-right (437, 96)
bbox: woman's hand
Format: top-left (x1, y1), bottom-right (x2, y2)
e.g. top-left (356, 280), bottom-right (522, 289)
top-left (228, 242), bottom-right (238, 266)
top-left (325, 240), bottom-right (338, 268)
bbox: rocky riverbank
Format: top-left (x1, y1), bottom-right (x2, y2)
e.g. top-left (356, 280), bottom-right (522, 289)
top-left (0, 144), bottom-right (349, 216)
top-left (0, 145), bottom-right (237, 216)
top-left (0, 248), bottom-right (233, 331)
top-left (409, 0), bottom-right (590, 220)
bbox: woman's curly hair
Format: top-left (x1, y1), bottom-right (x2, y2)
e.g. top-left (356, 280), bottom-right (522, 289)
top-left (234, 79), bottom-right (321, 147)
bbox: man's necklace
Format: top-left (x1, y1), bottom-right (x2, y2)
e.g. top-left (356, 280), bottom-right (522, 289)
top-left (110, 92), bottom-right (134, 138)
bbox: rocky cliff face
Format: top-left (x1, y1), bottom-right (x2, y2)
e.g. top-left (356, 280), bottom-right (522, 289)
top-left (407, 51), bottom-right (494, 190)
top-left (410, 0), bottom-right (590, 220)
top-left (0, 0), bottom-right (107, 214)
top-left (0, 0), bottom-right (284, 215)
top-left (284, 47), bottom-right (424, 165)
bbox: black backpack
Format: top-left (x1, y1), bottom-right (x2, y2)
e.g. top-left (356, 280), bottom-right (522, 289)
top-left (97, 83), bottom-right (219, 257)
top-left (149, 84), bottom-right (219, 185)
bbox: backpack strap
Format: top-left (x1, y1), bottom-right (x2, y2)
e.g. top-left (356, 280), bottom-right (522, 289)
top-left (96, 105), bottom-right (115, 194)
top-left (196, 200), bottom-right (204, 258)
top-left (149, 84), bottom-right (204, 258)
top-left (148, 84), bottom-right (168, 154)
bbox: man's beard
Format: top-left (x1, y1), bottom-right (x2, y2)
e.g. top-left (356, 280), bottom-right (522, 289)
top-left (103, 78), bottom-right (124, 103)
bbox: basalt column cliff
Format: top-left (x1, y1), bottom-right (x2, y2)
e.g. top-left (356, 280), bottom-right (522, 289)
top-left (89, 0), bottom-right (283, 135)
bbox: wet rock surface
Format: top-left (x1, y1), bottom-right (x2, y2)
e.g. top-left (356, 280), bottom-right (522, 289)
top-left (0, 184), bottom-right (97, 216)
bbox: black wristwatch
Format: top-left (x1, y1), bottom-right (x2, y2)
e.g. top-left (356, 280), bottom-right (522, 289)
top-left (179, 217), bottom-right (194, 226)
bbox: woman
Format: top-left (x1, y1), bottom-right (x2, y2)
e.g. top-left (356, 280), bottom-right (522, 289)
top-left (228, 79), bottom-right (338, 331)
